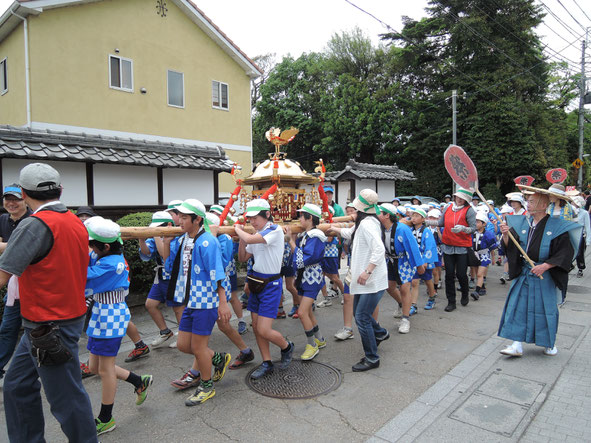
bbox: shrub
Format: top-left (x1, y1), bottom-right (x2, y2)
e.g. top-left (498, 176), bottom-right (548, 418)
top-left (117, 212), bottom-right (156, 305)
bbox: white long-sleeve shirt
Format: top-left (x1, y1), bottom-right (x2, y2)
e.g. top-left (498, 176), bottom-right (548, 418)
top-left (341, 216), bottom-right (387, 295)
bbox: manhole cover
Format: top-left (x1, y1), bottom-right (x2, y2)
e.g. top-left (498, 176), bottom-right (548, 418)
top-left (245, 360), bottom-right (342, 399)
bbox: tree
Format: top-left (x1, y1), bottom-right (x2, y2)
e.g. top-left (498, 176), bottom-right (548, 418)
top-left (252, 53), bottom-right (328, 168)
top-left (381, 0), bottom-right (569, 197)
top-left (250, 53), bottom-right (276, 111)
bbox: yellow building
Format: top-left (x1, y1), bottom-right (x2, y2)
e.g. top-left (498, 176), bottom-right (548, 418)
top-left (0, 0), bottom-right (260, 209)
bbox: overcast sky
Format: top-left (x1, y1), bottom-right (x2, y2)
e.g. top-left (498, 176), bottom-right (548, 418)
top-left (0, 0), bottom-right (589, 76)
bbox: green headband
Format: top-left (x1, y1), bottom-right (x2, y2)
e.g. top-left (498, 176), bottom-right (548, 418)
top-left (87, 226), bottom-right (123, 244)
top-left (246, 206), bottom-right (270, 214)
top-left (152, 218), bottom-right (172, 224)
top-left (378, 205), bottom-right (396, 216)
top-left (168, 202), bottom-right (181, 209)
top-left (359, 195), bottom-right (381, 214)
top-left (181, 201), bottom-right (211, 233)
top-left (299, 205), bottom-right (321, 219)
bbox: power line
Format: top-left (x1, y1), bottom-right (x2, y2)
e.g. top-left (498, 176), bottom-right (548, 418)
top-left (570, 0), bottom-right (591, 23)
top-left (445, 9), bottom-right (550, 90)
top-left (555, 0), bottom-right (588, 32)
top-left (538, 0), bottom-right (584, 40)
top-left (343, 0), bottom-right (507, 102)
top-left (471, 2), bottom-right (580, 69)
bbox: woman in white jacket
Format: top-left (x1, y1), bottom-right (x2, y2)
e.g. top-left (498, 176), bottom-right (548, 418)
top-left (330, 189), bottom-right (389, 372)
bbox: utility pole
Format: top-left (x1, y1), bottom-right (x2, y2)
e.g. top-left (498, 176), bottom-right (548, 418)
top-left (578, 34), bottom-right (587, 190)
top-left (452, 90), bottom-right (457, 194)
top-left (452, 90), bottom-right (457, 146)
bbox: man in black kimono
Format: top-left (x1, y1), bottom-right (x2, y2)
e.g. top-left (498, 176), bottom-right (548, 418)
top-left (498, 191), bottom-right (580, 357)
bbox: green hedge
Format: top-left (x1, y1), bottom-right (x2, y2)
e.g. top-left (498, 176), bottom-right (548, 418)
top-left (117, 212), bottom-right (156, 301)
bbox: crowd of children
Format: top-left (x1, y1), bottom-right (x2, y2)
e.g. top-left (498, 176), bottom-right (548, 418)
top-left (70, 183), bottom-right (591, 436)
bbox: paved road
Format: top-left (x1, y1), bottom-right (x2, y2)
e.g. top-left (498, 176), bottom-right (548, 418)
top-left (1, 260), bottom-right (589, 442)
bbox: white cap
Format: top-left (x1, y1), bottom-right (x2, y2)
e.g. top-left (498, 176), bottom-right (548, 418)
top-left (86, 216), bottom-right (122, 244)
top-left (165, 200), bottom-right (183, 212)
top-left (149, 211), bottom-right (174, 228)
top-left (245, 199), bottom-right (271, 217)
top-left (507, 193), bottom-right (525, 206)
top-left (206, 212), bottom-right (220, 226)
top-left (351, 189), bottom-right (380, 214)
top-left (500, 204), bottom-right (513, 214)
top-left (378, 203), bottom-right (398, 216)
top-left (297, 203), bottom-right (322, 218)
top-left (477, 202), bottom-right (489, 213)
top-left (177, 199), bottom-right (207, 217)
top-left (475, 211), bottom-right (489, 223)
top-left (397, 206), bottom-right (407, 216)
top-left (427, 209), bottom-right (441, 218)
top-left (209, 204), bottom-right (225, 215)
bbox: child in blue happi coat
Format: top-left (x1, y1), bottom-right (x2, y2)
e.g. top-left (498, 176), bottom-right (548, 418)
top-left (470, 211), bottom-right (498, 300)
top-left (85, 217), bottom-right (153, 436)
top-left (209, 205), bottom-right (248, 334)
top-left (140, 211), bottom-right (184, 349)
top-left (409, 207), bottom-right (439, 313)
top-left (162, 199), bottom-right (232, 406)
top-left (285, 204), bottom-right (327, 361)
top-left (318, 206), bottom-right (346, 308)
top-left (427, 208), bottom-right (444, 292)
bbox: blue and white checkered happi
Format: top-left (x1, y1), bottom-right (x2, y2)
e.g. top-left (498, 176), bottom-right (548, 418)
top-left (324, 243), bottom-right (339, 258)
top-left (187, 279), bottom-right (218, 309)
top-left (226, 258), bottom-right (237, 276)
top-left (398, 258), bottom-right (416, 284)
top-left (86, 301), bottom-right (130, 339)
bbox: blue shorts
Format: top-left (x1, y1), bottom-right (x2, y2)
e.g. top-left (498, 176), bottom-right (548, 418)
top-left (344, 283), bottom-right (350, 294)
top-left (179, 307), bottom-right (218, 336)
top-left (321, 257), bottom-right (339, 274)
top-left (147, 280), bottom-right (184, 307)
top-left (247, 272), bottom-right (283, 319)
top-left (412, 268), bottom-right (433, 281)
top-left (87, 336), bottom-right (123, 357)
top-left (230, 273), bottom-right (238, 292)
top-left (281, 265), bottom-right (295, 278)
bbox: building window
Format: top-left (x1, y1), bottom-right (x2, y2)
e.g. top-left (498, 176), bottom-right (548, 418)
top-left (109, 55), bottom-right (133, 92)
top-left (1, 58), bottom-right (7, 95)
top-left (167, 70), bottom-right (184, 108)
top-left (212, 80), bottom-right (229, 110)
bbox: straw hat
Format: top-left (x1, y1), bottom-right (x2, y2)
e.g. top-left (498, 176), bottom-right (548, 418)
top-left (517, 184), bottom-right (574, 203)
top-left (351, 189), bottom-right (380, 214)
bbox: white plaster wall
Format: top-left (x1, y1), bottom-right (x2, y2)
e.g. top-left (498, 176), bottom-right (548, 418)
top-left (377, 181), bottom-right (396, 202)
top-left (358, 179), bottom-right (376, 192)
top-left (163, 169), bottom-right (214, 205)
top-left (2, 159), bottom-right (87, 206)
top-left (337, 180), bottom-right (350, 206)
top-left (94, 164), bottom-right (157, 206)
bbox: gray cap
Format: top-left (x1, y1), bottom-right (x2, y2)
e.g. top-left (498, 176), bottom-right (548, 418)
top-left (19, 163), bottom-right (61, 191)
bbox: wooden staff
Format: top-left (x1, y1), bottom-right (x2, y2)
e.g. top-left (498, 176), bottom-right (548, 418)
top-left (120, 216), bottom-right (354, 240)
top-left (474, 188), bottom-right (542, 279)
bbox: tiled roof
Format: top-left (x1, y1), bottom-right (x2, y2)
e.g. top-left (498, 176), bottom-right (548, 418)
top-left (333, 159), bottom-right (415, 181)
top-left (0, 125), bottom-right (234, 172)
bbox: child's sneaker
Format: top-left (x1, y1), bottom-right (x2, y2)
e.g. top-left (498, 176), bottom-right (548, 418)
top-left (230, 349), bottom-right (255, 369)
top-left (279, 341), bottom-right (294, 369)
top-left (250, 361), bottom-right (274, 379)
top-left (185, 384), bottom-right (215, 406)
top-left (301, 344), bottom-right (319, 361)
top-left (80, 361), bottom-right (94, 379)
top-left (171, 371), bottom-right (200, 390)
top-left (409, 304), bottom-right (418, 316)
top-left (95, 417), bottom-right (116, 436)
top-left (392, 305), bottom-right (403, 318)
top-left (212, 353), bottom-right (231, 382)
top-left (317, 299), bottom-right (332, 308)
top-left (288, 305), bottom-right (299, 317)
top-left (424, 298), bottom-right (436, 310)
top-left (334, 327), bottom-right (354, 340)
top-left (237, 320), bottom-right (247, 335)
top-left (151, 330), bottom-right (173, 347)
top-left (125, 345), bottom-right (150, 362)
top-left (314, 337), bottom-right (327, 349)
top-left (135, 375), bottom-right (153, 405)
top-left (276, 309), bottom-right (287, 319)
